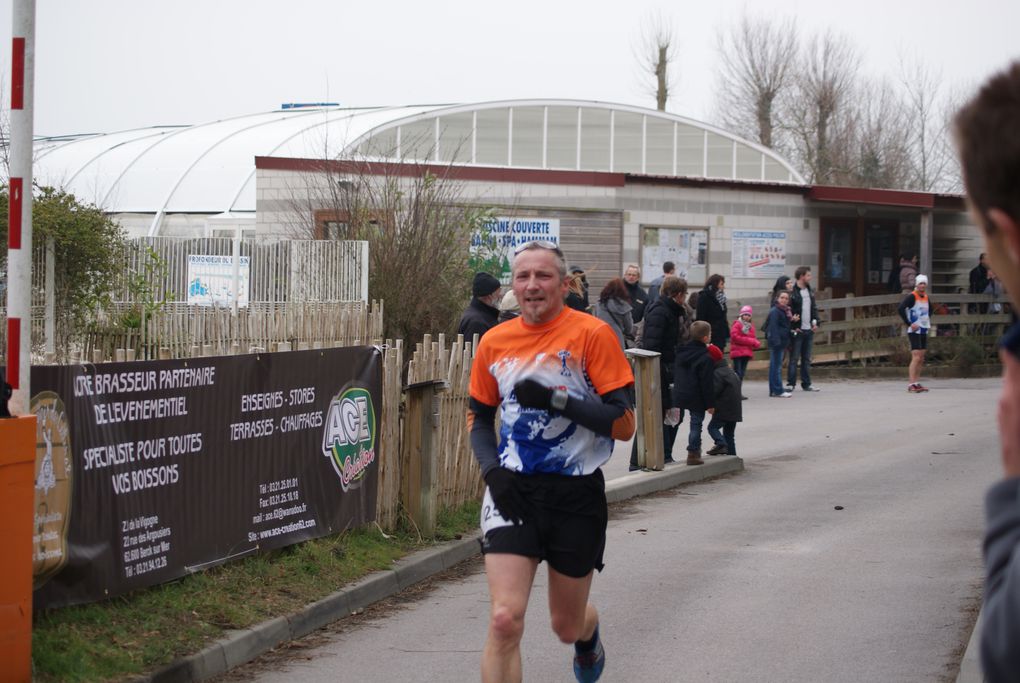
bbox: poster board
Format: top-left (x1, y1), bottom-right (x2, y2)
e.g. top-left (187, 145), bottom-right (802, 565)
top-left (186, 255), bottom-right (250, 307)
top-left (731, 231), bottom-right (787, 278)
top-left (640, 227), bottom-right (707, 286)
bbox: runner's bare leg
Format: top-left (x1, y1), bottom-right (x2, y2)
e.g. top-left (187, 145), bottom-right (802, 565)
top-left (547, 568), bottom-right (597, 644)
top-left (482, 553), bottom-right (540, 683)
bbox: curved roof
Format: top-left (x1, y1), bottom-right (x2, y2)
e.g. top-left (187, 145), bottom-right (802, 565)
top-left (32, 100), bottom-right (806, 233)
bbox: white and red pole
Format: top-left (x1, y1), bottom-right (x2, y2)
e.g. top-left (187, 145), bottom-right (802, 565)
top-left (6, 0), bottom-right (35, 415)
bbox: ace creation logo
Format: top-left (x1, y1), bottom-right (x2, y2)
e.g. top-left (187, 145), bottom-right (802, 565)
top-left (321, 387), bottom-right (377, 491)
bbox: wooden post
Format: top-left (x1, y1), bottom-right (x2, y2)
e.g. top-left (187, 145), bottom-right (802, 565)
top-left (625, 349), bottom-right (664, 470)
top-left (844, 293), bottom-right (855, 361)
top-left (400, 379), bottom-right (446, 537)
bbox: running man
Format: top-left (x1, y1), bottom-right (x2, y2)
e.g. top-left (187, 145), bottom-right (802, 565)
top-left (468, 240), bottom-right (636, 683)
top-left (897, 273), bottom-right (934, 393)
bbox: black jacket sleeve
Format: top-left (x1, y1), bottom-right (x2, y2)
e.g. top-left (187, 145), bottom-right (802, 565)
top-left (898, 294), bottom-right (916, 325)
top-left (469, 398), bottom-right (500, 476)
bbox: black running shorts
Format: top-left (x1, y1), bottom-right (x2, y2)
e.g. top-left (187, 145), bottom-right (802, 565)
top-left (480, 469), bottom-right (608, 578)
top-left (908, 333), bottom-right (928, 351)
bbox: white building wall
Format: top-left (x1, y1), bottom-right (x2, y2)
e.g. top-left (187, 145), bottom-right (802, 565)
top-left (254, 167), bottom-right (820, 301)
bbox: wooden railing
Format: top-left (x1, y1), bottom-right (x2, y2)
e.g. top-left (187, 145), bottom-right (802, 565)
top-left (731, 291), bottom-right (1011, 365)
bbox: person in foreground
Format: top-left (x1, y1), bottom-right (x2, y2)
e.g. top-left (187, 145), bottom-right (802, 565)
top-left (467, 240), bottom-right (636, 683)
top-left (954, 60), bottom-right (1020, 683)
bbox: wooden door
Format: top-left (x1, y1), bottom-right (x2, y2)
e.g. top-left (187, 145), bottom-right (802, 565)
top-left (862, 220), bottom-right (899, 296)
top-left (819, 219), bottom-right (857, 299)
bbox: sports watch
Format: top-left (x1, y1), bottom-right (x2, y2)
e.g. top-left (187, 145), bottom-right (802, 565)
top-left (550, 388), bottom-right (569, 411)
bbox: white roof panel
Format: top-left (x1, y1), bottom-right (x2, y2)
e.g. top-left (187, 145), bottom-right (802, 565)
top-left (30, 101), bottom-right (805, 226)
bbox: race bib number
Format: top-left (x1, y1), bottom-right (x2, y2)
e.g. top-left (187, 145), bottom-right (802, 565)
top-left (480, 487), bottom-right (515, 534)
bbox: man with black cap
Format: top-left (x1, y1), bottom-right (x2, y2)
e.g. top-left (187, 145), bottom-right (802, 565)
top-left (459, 272), bottom-right (502, 341)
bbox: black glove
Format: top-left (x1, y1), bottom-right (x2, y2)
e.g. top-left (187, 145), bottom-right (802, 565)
top-left (514, 378), bottom-right (553, 410)
top-left (484, 468), bottom-right (528, 525)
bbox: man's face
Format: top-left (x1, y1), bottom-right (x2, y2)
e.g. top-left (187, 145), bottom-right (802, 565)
top-left (917, 281), bottom-right (927, 295)
top-left (799, 271), bottom-right (812, 286)
top-left (512, 249), bottom-right (568, 325)
top-left (624, 267), bottom-right (640, 285)
top-left (484, 288), bottom-right (502, 307)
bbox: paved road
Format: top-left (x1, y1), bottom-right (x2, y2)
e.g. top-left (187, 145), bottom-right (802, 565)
top-left (232, 377), bottom-right (1000, 682)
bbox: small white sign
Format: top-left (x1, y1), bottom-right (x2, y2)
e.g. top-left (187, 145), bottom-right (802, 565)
top-left (186, 255), bottom-right (250, 307)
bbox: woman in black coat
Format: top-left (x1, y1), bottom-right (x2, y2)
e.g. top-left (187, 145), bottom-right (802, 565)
top-left (629, 275), bottom-right (689, 467)
top-left (696, 274), bottom-right (729, 351)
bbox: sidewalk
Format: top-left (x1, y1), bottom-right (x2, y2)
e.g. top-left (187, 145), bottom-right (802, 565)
top-left (143, 457), bottom-right (744, 682)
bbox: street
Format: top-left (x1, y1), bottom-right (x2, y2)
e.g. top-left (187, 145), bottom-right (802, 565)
top-left (227, 376), bottom-right (1001, 682)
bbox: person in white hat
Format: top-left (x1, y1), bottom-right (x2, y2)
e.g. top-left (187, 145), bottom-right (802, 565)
top-left (896, 274), bottom-right (934, 393)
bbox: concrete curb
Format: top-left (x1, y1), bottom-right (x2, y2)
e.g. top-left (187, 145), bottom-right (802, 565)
top-left (142, 456), bottom-right (743, 682)
top-left (956, 606), bottom-right (985, 683)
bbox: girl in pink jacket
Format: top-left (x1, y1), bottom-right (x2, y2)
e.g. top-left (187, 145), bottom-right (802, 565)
top-left (729, 305), bottom-right (761, 381)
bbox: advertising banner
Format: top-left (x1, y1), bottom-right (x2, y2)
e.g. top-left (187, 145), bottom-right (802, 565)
top-left (18, 347), bottom-right (381, 608)
top-left (470, 217), bottom-right (560, 285)
top-left (731, 230), bottom-right (787, 278)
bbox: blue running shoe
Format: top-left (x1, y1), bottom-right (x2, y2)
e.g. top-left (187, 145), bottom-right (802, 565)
top-left (573, 636), bottom-right (605, 682)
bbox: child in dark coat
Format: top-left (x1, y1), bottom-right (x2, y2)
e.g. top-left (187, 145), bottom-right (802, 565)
top-left (672, 320), bottom-right (715, 465)
top-left (706, 344), bottom-right (743, 456)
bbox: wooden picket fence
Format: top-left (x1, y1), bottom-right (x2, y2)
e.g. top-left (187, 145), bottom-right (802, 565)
top-left (407, 334), bottom-right (485, 511)
top-left (376, 339), bottom-right (406, 530)
top-left (375, 333), bottom-right (485, 531)
top-left (82, 301), bottom-right (385, 362)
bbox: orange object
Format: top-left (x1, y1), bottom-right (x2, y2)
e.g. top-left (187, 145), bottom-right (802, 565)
top-left (0, 415), bottom-right (36, 683)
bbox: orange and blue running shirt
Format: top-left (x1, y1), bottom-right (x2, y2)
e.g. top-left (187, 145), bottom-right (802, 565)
top-left (470, 307), bottom-right (634, 476)
top-left (906, 290), bottom-right (931, 333)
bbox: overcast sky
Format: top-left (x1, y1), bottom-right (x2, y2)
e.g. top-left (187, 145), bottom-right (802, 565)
top-left (1, 0), bottom-right (1018, 137)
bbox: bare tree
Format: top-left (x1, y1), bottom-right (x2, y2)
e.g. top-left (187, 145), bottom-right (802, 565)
top-left (837, 77), bottom-right (912, 188)
top-left (634, 12), bottom-right (679, 111)
top-left (898, 59), bottom-right (960, 192)
top-left (713, 13), bottom-right (799, 149)
top-left (784, 30), bottom-right (860, 184)
top-left (308, 144), bottom-right (493, 344)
